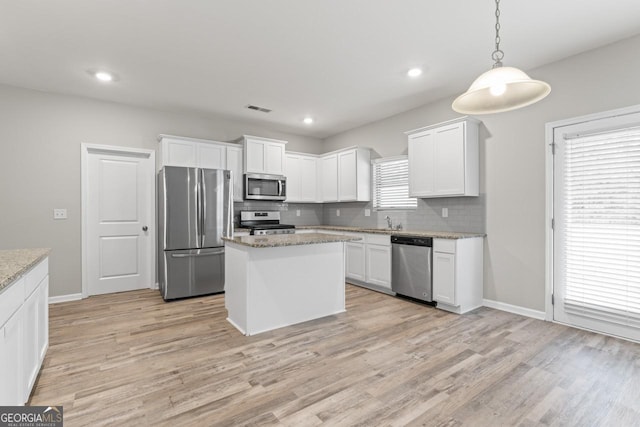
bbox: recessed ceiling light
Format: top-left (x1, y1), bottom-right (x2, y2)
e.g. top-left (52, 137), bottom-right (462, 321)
top-left (87, 69), bottom-right (119, 82)
top-left (407, 68), bottom-right (423, 78)
top-left (303, 117), bottom-right (314, 125)
top-left (95, 71), bottom-right (113, 82)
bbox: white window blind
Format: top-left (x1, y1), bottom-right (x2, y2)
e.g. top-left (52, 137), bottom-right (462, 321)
top-left (562, 127), bottom-right (640, 327)
top-left (373, 156), bottom-right (417, 210)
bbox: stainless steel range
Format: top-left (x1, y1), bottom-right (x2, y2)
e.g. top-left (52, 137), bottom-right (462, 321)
top-left (240, 211), bottom-right (295, 235)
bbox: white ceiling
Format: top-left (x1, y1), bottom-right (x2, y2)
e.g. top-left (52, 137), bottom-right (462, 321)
top-left (2, 0), bottom-right (640, 139)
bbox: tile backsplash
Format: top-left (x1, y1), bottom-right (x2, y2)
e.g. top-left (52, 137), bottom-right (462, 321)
top-left (323, 195), bottom-right (486, 233)
top-left (234, 195), bottom-right (485, 233)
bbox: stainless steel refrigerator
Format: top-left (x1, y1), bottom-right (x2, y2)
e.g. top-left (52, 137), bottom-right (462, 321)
top-left (158, 166), bottom-right (233, 300)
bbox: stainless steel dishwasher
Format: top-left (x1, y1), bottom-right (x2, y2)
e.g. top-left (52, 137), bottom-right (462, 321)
top-left (391, 235), bottom-right (433, 303)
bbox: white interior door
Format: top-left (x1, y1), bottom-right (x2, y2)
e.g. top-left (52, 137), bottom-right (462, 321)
top-left (83, 145), bottom-right (155, 296)
top-left (552, 109), bottom-right (640, 342)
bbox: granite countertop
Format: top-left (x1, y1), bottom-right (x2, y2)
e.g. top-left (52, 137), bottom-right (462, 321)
top-left (295, 225), bottom-right (485, 239)
top-left (223, 232), bottom-right (362, 248)
top-left (0, 248), bottom-right (51, 293)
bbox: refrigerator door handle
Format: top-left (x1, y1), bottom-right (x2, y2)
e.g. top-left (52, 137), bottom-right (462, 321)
top-left (226, 171), bottom-right (233, 238)
top-left (171, 250), bottom-right (225, 258)
top-left (194, 170), bottom-right (201, 248)
top-left (199, 168), bottom-right (206, 247)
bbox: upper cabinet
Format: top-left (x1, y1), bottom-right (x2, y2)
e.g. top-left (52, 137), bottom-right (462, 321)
top-left (157, 134), bottom-right (244, 201)
top-left (225, 146), bottom-right (244, 202)
top-left (285, 152), bottom-right (318, 203)
top-left (406, 116), bottom-right (480, 198)
top-left (241, 135), bottom-right (287, 175)
top-left (320, 147), bottom-right (371, 202)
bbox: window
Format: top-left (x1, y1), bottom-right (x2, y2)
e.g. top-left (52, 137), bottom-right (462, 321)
top-left (372, 156), bottom-right (417, 210)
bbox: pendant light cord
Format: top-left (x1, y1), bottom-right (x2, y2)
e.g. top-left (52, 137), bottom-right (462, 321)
top-left (492, 0), bottom-right (504, 68)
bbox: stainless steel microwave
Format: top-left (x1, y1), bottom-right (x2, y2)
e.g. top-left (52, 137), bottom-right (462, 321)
top-left (244, 173), bottom-right (287, 201)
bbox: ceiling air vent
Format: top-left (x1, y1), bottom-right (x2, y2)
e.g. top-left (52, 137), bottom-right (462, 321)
top-left (246, 104), bottom-right (272, 113)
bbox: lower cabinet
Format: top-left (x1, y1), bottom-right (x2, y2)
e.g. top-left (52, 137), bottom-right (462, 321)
top-left (345, 233), bottom-right (392, 293)
top-left (0, 307), bottom-right (23, 405)
top-left (433, 238), bottom-right (483, 314)
top-left (345, 242), bottom-right (365, 282)
top-left (0, 257), bottom-right (49, 406)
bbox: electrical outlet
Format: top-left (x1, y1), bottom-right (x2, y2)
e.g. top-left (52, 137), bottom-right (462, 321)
top-left (336, 209), bottom-right (340, 217)
top-left (296, 209), bottom-right (301, 217)
top-left (364, 209), bottom-right (371, 217)
top-left (442, 208), bottom-right (448, 218)
top-left (53, 208), bottom-right (67, 220)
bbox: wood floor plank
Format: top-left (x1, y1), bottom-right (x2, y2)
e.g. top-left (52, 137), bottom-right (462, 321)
top-left (28, 285), bottom-right (640, 426)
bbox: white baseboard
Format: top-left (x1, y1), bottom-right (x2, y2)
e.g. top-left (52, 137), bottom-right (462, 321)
top-left (49, 293), bottom-right (83, 304)
top-left (483, 299), bottom-right (546, 320)
top-left (150, 282), bottom-right (159, 290)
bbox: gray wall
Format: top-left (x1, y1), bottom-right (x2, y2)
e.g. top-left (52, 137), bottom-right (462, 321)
top-left (0, 84), bottom-right (323, 297)
top-left (323, 34), bottom-right (640, 312)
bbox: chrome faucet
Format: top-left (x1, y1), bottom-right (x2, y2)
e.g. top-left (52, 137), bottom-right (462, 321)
top-left (385, 215), bottom-right (393, 229)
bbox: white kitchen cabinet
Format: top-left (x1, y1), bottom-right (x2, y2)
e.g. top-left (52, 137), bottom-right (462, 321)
top-left (226, 146), bottom-right (244, 202)
top-left (0, 257), bottom-right (49, 406)
top-left (365, 244), bottom-right (391, 289)
top-left (242, 135), bottom-right (287, 175)
top-left (320, 147), bottom-right (371, 202)
top-left (22, 287), bottom-right (39, 401)
top-left (345, 242), bottom-right (366, 281)
top-left (197, 143), bottom-right (226, 169)
top-left (406, 116), bottom-right (480, 198)
top-left (286, 153), bottom-right (319, 203)
top-left (0, 279), bottom-right (24, 406)
top-left (320, 154), bottom-right (338, 202)
top-left (158, 135), bottom-right (229, 170)
top-left (158, 134), bottom-right (244, 201)
top-left (344, 233), bottom-right (392, 294)
top-left (433, 237), bottom-right (483, 314)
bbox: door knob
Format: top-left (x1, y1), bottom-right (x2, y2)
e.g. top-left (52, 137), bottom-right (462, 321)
top-left (142, 226), bottom-right (148, 232)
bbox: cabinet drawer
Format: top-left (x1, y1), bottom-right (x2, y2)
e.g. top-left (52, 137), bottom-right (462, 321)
top-left (434, 239), bottom-right (456, 254)
top-left (25, 258), bottom-right (48, 298)
top-left (0, 277), bottom-right (25, 327)
top-left (365, 233), bottom-right (390, 246)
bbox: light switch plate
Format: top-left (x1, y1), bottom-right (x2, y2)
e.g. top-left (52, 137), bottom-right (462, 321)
top-left (54, 208), bottom-right (67, 220)
top-left (296, 209), bottom-right (301, 217)
top-left (364, 209), bottom-right (371, 217)
top-left (442, 208), bottom-right (448, 218)
top-left (336, 209), bottom-right (340, 217)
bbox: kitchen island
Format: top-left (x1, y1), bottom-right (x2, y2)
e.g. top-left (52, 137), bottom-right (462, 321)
top-left (222, 233), bottom-right (361, 336)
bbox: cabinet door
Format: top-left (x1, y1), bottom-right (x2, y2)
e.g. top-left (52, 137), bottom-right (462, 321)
top-left (0, 309), bottom-right (23, 405)
top-left (338, 150), bottom-right (357, 201)
top-left (321, 155), bottom-right (338, 202)
top-left (163, 139), bottom-right (197, 167)
top-left (22, 290), bottom-right (39, 402)
top-left (345, 242), bottom-right (366, 281)
top-left (245, 139), bottom-right (266, 173)
top-left (434, 123), bottom-right (465, 195)
top-left (433, 252), bottom-right (456, 305)
top-left (197, 143), bottom-right (226, 169)
top-left (265, 143), bottom-right (285, 175)
top-left (300, 156), bottom-right (317, 202)
top-left (226, 147), bottom-right (243, 202)
top-left (408, 131), bottom-right (435, 197)
top-left (366, 244), bottom-right (391, 289)
top-left (285, 154), bottom-right (301, 202)
top-left (37, 278), bottom-right (49, 362)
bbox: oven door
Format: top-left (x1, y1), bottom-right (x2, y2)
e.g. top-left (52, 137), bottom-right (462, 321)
top-left (244, 174), bottom-right (286, 200)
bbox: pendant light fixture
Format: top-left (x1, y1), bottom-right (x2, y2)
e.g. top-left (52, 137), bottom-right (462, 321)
top-left (452, 0), bottom-right (551, 114)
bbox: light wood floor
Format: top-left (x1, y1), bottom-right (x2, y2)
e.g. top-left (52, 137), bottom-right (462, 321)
top-left (30, 285), bottom-right (640, 427)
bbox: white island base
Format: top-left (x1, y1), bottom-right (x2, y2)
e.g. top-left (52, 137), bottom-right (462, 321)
top-left (224, 240), bottom-right (346, 336)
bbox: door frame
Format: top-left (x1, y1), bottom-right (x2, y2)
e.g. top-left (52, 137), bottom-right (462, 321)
top-left (545, 103), bottom-right (640, 321)
top-left (81, 143), bottom-right (156, 298)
